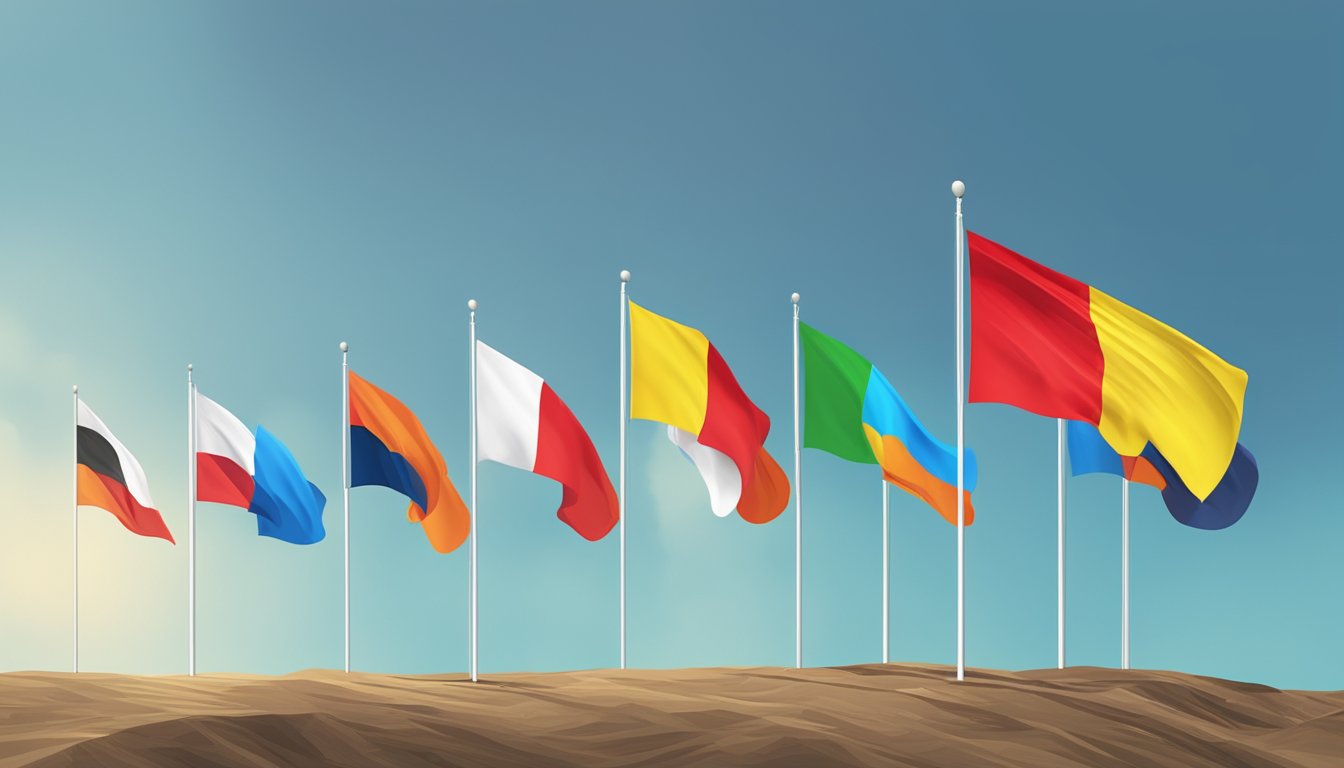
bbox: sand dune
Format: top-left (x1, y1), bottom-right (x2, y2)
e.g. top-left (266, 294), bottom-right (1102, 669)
top-left (2, 665), bottom-right (1340, 767)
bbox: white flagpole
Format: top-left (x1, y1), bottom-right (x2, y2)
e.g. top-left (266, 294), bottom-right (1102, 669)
top-left (791, 292), bottom-right (802, 669)
top-left (469, 299), bottom-right (479, 683)
top-left (72, 385), bottom-right (79, 674)
top-left (952, 179), bottom-right (965, 681)
top-left (1058, 419), bottom-right (1067, 669)
top-left (187, 365), bottom-right (197, 676)
top-left (1122, 477), bottom-right (1130, 670)
top-left (618, 271), bottom-right (629, 669)
top-left (882, 478), bottom-right (889, 664)
top-left (340, 341), bottom-right (350, 673)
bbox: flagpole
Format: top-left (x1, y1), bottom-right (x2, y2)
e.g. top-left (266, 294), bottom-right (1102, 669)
top-left (952, 179), bottom-right (965, 681)
top-left (72, 385), bottom-right (79, 674)
top-left (619, 271), bottom-right (629, 670)
top-left (1058, 418), bottom-right (1067, 669)
top-left (882, 478), bottom-right (889, 665)
top-left (469, 299), bottom-right (479, 683)
top-left (1121, 477), bottom-right (1130, 670)
top-left (792, 291), bottom-right (802, 669)
top-left (187, 364), bottom-right (197, 676)
top-left (341, 341), bottom-right (350, 673)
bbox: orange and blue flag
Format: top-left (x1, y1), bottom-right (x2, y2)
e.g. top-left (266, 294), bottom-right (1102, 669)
top-left (1067, 421), bottom-right (1257, 531)
top-left (349, 370), bottom-right (469, 553)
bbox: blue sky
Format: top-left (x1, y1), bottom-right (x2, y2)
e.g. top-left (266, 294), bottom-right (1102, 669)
top-left (0, 1), bottom-right (1340, 689)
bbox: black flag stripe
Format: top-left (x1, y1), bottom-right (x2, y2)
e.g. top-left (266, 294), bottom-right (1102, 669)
top-left (77, 426), bottom-right (127, 488)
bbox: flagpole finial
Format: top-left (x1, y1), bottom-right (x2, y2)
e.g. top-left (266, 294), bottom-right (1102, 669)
top-left (187, 363), bottom-right (193, 372)
top-left (467, 299), bottom-right (478, 311)
top-left (791, 292), bottom-right (800, 304)
top-left (951, 180), bottom-right (965, 198)
top-left (339, 341), bottom-right (348, 353)
top-left (72, 384), bottom-right (78, 394)
top-left (620, 270), bottom-right (631, 283)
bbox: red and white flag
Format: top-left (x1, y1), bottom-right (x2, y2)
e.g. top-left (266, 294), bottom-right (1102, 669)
top-left (475, 340), bottom-right (618, 541)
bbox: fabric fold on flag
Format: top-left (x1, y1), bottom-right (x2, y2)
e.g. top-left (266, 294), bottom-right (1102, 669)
top-left (348, 370), bottom-right (469, 554)
top-left (76, 401), bottom-right (174, 543)
top-left (968, 232), bottom-right (1248, 500)
top-left (629, 301), bottom-right (789, 523)
top-left (799, 321), bottom-right (975, 525)
top-left (1067, 420), bottom-right (1257, 530)
top-left (475, 340), bottom-right (618, 541)
top-left (252, 427), bottom-right (327, 543)
top-left (194, 391), bottom-right (325, 545)
top-left (1066, 420), bottom-right (1167, 490)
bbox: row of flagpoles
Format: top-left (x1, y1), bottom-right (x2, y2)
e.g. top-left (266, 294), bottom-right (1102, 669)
top-left (66, 181), bottom-right (1255, 679)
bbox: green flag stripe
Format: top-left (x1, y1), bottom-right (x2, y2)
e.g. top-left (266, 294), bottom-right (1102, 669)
top-left (799, 321), bottom-right (878, 464)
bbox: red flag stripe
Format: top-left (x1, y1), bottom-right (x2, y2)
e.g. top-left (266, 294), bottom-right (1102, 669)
top-left (696, 344), bottom-right (788, 523)
top-left (196, 452), bottom-right (255, 508)
top-left (968, 231), bottom-right (1105, 421)
top-left (532, 383), bottom-right (619, 541)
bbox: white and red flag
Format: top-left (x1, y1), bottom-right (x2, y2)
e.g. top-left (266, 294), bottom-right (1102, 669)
top-left (475, 340), bottom-right (618, 541)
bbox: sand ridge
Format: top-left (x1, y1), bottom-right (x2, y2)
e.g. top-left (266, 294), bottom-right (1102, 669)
top-left (2, 664), bottom-right (1341, 767)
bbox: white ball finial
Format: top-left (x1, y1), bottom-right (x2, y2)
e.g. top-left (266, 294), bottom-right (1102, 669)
top-left (791, 292), bottom-right (800, 304)
top-left (467, 299), bottom-right (478, 311)
top-left (620, 270), bottom-right (631, 283)
top-left (951, 180), bottom-right (965, 198)
top-left (72, 384), bottom-right (78, 394)
top-left (339, 341), bottom-right (348, 353)
top-left (187, 363), bottom-right (193, 372)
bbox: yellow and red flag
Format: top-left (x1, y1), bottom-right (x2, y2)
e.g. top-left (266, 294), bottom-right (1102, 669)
top-left (968, 232), bottom-right (1247, 500)
top-left (629, 301), bottom-right (789, 523)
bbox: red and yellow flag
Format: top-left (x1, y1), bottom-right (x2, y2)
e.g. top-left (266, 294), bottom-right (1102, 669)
top-left (968, 232), bottom-right (1247, 500)
top-left (630, 302), bottom-right (789, 523)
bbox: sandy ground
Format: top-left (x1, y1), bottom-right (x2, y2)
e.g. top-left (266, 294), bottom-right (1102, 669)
top-left (1, 664), bottom-right (1341, 767)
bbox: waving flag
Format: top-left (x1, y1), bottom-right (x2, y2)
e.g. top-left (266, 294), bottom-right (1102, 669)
top-left (800, 322), bottom-right (974, 525)
top-left (76, 401), bottom-right (174, 543)
top-left (1067, 421), bottom-right (1257, 530)
top-left (349, 370), bottom-right (469, 553)
top-left (629, 301), bottom-right (789, 523)
top-left (1065, 420), bottom-right (1166, 489)
top-left (195, 391), bottom-right (326, 544)
top-left (475, 341), bottom-right (618, 541)
top-left (968, 232), bottom-right (1247, 500)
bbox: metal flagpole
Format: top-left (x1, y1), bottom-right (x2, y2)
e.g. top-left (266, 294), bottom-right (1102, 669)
top-left (1122, 477), bottom-right (1130, 670)
top-left (953, 179), bottom-right (965, 681)
top-left (341, 341), bottom-right (350, 673)
top-left (72, 385), bottom-right (79, 674)
top-left (618, 271), bottom-right (629, 669)
top-left (792, 292), bottom-right (802, 669)
top-left (188, 365), bottom-right (197, 676)
top-left (469, 299), bottom-right (479, 683)
top-left (882, 479), bottom-right (889, 664)
top-left (1058, 419), bottom-right (1067, 669)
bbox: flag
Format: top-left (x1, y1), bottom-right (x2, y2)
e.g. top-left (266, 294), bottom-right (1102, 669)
top-left (968, 232), bottom-right (1247, 500)
top-left (348, 370), bottom-right (469, 553)
top-left (799, 322), bottom-right (975, 526)
top-left (1067, 420), bottom-right (1257, 531)
top-left (629, 301), bottom-right (789, 523)
top-left (195, 391), bottom-right (326, 545)
top-left (76, 401), bottom-right (174, 543)
top-left (1065, 420), bottom-right (1167, 489)
top-left (475, 341), bottom-right (618, 541)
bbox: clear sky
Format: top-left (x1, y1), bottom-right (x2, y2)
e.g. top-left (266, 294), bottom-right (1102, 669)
top-left (1, 1), bottom-right (1340, 690)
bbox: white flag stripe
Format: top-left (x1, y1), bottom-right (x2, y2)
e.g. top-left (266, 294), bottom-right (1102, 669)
top-left (476, 340), bottom-right (543, 472)
top-left (76, 400), bottom-right (157, 509)
top-left (667, 425), bottom-right (740, 518)
top-left (193, 391), bottom-right (255, 474)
